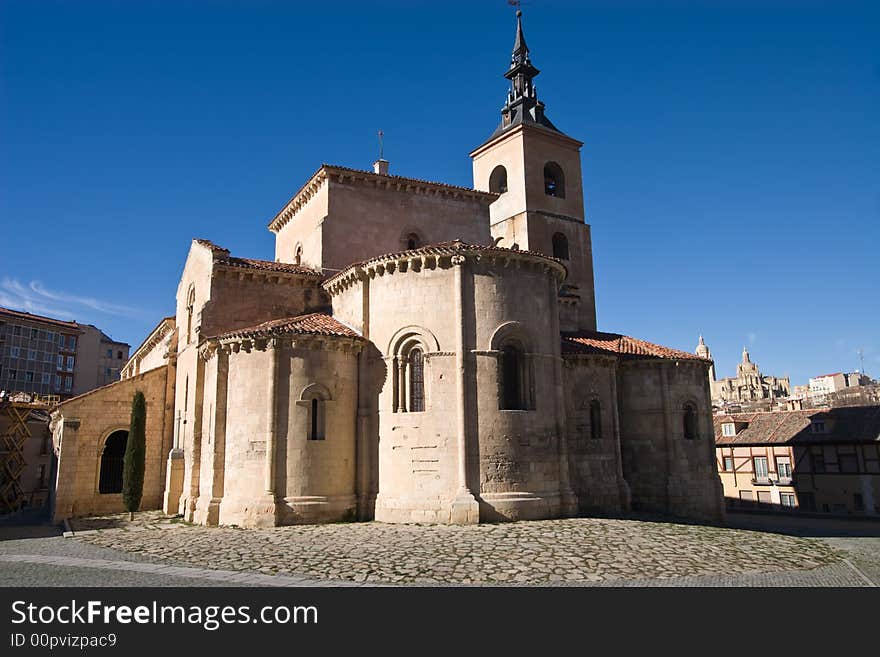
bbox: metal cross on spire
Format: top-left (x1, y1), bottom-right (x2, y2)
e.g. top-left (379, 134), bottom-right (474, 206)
top-left (377, 129), bottom-right (384, 161)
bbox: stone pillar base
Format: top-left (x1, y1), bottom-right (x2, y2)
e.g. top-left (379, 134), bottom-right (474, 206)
top-left (193, 497), bottom-right (222, 526)
top-left (162, 449), bottom-right (184, 516)
top-left (450, 491), bottom-right (480, 525)
top-left (479, 491), bottom-right (561, 522)
top-left (218, 495), bottom-right (278, 528)
top-left (559, 488), bottom-right (579, 518)
top-left (276, 495), bottom-right (356, 525)
top-left (617, 477), bottom-right (632, 513)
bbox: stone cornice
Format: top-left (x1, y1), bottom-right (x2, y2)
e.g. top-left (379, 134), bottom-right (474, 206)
top-left (267, 164), bottom-right (498, 234)
top-left (200, 334), bottom-right (363, 360)
top-left (324, 243), bottom-right (566, 296)
top-left (122, 318), bottom-right (176, 376)
top-left (267, 168), bottom-right (329, 234)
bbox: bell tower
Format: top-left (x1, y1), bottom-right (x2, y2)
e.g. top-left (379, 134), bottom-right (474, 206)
top-left (470, 10), bottom-right (596, 331)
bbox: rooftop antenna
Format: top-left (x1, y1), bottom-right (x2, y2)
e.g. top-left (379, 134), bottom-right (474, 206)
top-left (373, 129), bottom-right (389, 175)
top-left (858, 347), bottom-right (866, 375)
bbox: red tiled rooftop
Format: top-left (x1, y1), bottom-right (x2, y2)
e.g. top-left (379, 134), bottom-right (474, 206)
top-left (213, 313), bottom-right (361, 341)
top-left (714, 406), bottom-right (880, 445)
top-left (194, 238), bottom-right (323, 277)
top-left (562, 330), bottom-right (707, 362)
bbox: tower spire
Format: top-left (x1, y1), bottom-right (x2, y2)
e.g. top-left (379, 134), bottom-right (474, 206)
top-left (491, 8), bottom-right (562, 138)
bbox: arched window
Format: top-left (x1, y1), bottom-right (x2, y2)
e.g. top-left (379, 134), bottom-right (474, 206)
top-left (185, 285), bottom-right (196, 343)
top-left (299, 383), bottom-right (331, 440)
top-left (98, 430), bottom-right (128, 494)
top-left (544, 162), bottom-right (565, 198)
top-left (552, 232), bottom-right (569, 260)
top-left (683, 403), bottom-right (698, 440)
top-left (500, 345), bottom-right (524, 410)
top-left (489, 165), bottom-right (508, 194)
top-left (409, 348), bottom-right (425, 412)
top-left (294, 243), bottom-right (303, 265)
top-left (309, 398), bottom-right (321, 440)
top-left (590, 400), bottom-right (602, 440)
top-left (406, 233), bottom-right (420, 250)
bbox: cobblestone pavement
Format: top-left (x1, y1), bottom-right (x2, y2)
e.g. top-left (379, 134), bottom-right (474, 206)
top-left (62, 511), bottom-right (854, 586)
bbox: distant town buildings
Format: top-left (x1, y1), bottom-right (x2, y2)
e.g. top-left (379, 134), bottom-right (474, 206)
top-left (714, 405), bottom-right (880, 516)
top-left (0, 306), bottom-right (130, 400)
top-left (696, 337), bottom-right (790, 409)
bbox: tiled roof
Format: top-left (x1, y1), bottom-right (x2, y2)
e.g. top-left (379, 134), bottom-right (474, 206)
top-left (0, 305), bottom-right (82, 331)
top-left (218, 255), bottom-right (323, 277)
top-left (321, 164), bottom-right (499, 198)
top-left (213, 313), bottom-right (362, 341)
top-left (194, 238), bottom-right (322, 277)
top-left (324, 239), bottom-right (565, 286)
top-left (562, 330), bottom-right (708, 362)
top-left (714, 406), bottom-right (880, 445)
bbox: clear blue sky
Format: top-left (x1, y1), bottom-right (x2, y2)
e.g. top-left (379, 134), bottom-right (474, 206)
top-left (1, 0), bottom-right (877, 385)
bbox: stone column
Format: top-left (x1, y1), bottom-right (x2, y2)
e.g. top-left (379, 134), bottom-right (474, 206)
top-left (265, 340), bottom-right (279, 497)
top-left (548, 270), bottom-right (578, 517)
top-left (659, 363), bottom-right (675, 513)
top-left (397, 359), bottom-right (407, 413)
top-left (203, 346), bottom-right (228, 526)
top-left (450, 254), bottom-right (478, 524)
top-left (609, 363), bottom-right (631, 511)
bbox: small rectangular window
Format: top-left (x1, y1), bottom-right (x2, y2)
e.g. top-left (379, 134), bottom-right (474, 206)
top-left (9, 369), bottom-right (17, 380)
top-left (10, 346), bottom-right (20, 358)
top-left (54, 375), bottom-right (61, 390)
top-left (812, 451), bottom-right (825, 473)
top-left (63, 377), bottom-right (72, 392)
top-left (57, 354), bottom-right (64, 369)
top-left (107, 349), bottom-right (112, 358)
top-left (12, 325), bottom-right (21, 336)
top-left (780, 493), bottom-right (796, 508)
top-left (66, 355), bottom-right (74, 372)
top-left (25, 371), bottom-right (34, 382)
top-left (723, 457), bottom-right (734, 471)
top-left (27, 349), bottom-right (36, 360)
top-left (117, 350), bottom-right (123, 359)
top-left (31, 328), bottom-right (38, 338)
top-left (721, 423), bottom-right (736, 437)
top-left (776, 456), bottom-right (792, 480)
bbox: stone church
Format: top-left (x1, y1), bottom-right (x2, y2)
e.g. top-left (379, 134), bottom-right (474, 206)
top-left (50, 12), bottom-right (724, 526)
top-left (696, 337), bottom-right (791, 406)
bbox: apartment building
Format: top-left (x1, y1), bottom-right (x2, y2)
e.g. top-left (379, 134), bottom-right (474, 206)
top-left (0, 306), bottom-right (130, 400)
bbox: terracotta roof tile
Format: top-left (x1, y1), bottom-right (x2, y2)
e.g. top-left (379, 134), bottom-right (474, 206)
top-left (714, 406), bottom-right (880, 445)
top-left (218, 255), bottom-right (323, 277)
top-left (193, 238), bottom-right (322, 277)
top-left (214, 313), bottom-right (361, 341)
top-left (562, 330), bottom-right (707, 362)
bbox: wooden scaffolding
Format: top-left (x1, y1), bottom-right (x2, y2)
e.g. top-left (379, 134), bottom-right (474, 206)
top-left (0, 394), bottom-right (58, 514)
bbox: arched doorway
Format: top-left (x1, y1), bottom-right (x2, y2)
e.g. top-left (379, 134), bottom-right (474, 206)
top-left (99, 430), bottom-right (128, 494)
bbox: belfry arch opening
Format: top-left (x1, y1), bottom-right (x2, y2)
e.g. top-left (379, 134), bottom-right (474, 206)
top-left (98, 430), bottom-right (128, 494)
top-left (552, 232), bottom-right (569, 260)
top-left (544, 162), bottom-right (565, 198)
top-left (489, 165), bottom-right (508, 194)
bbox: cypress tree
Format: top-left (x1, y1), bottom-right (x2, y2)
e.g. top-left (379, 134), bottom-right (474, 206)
top-left (122, 390), bottom-right (146, 521)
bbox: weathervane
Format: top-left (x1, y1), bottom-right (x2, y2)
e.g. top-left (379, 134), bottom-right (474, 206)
top-left (377, 129), bottom-right (384, 161)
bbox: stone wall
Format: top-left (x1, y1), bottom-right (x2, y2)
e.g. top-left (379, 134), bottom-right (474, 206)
top-left (51, 365), bottom-right (172, 523)
top-left (563, 356), bottom-right (628, 513)
top-left (618, 360), bottom-right (724, 522)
